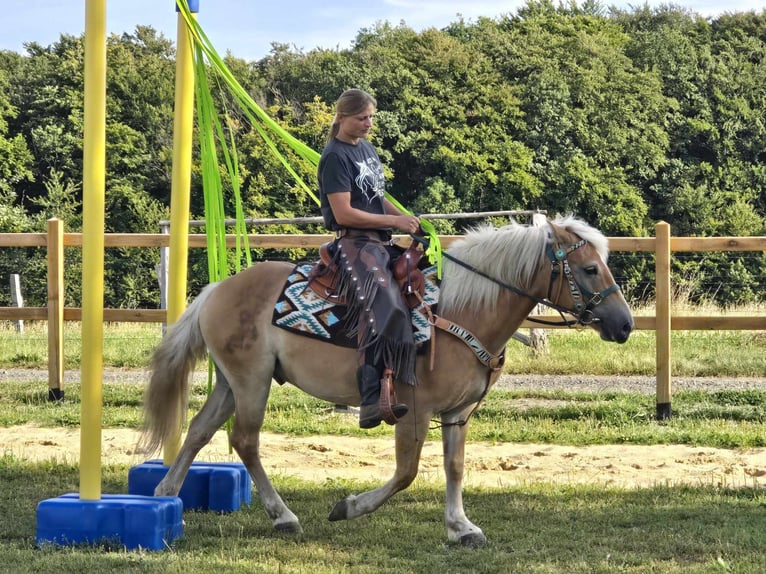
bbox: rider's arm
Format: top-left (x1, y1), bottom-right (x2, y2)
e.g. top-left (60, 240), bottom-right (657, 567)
top-left (328, 192), bottom-right (419, 233)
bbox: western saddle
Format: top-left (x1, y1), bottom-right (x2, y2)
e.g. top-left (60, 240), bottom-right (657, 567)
top-left (306, 238), bottom-right (426, 309)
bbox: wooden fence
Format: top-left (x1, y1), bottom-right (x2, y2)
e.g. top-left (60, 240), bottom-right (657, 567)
top-left (0, 218), bottom-right (764, 417)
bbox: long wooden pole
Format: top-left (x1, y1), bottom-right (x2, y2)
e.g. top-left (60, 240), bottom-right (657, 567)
top-left (47, 218), bottom-right (64, 401)
top-left (655, 221), bottom-right (672, 419)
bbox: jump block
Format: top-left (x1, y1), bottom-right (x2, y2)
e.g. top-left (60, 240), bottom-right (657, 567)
top-left (128, 460), bottom-right (252, 513)
top-left (36, 493), bottom-right (183, 550)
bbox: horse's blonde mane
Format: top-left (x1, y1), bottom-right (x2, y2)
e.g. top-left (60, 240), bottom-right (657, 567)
top-left (438, 215), bottom-right (609, 314)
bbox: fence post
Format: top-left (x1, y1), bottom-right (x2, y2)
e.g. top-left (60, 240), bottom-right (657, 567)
top-left (157, 222), bottom-right (169, 334)
top-left (529, 213), bottom-right (549, 354)
top-left (9, 274), bottom-right (24, 333)
top-left (655, 221), bottom-right (671, 419)
top-left (47, 218), bottom-right (65, 402)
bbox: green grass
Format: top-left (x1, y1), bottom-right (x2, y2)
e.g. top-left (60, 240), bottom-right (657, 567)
top-left (0, 321), bottom-right (764, 571)
top-left (0, 322), bottom-right (160, 369)
top-left (501, 328), bottom-right (766, 377)
top-left (1, 380), bottom-right (765, 448)
top-left (0, 321), bottom-right (764, 377)
top-left (1, 457), bottom-right (765, 573)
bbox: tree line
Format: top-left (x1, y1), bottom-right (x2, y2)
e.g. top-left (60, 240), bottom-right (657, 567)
top-left (0, 1), bottom-right (764, 309)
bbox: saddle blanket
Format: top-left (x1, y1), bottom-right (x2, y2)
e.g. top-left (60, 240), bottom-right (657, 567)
top-left (272, 263), bottom-right (439, 348)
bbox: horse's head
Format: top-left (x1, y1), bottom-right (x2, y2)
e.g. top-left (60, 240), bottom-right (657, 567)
top-left (546, 217), bottom-right (634, 343)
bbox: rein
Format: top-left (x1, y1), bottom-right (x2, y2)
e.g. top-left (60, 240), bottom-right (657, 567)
top-left (419, 228), bottom-right (621, 429)
top-left (441, 250), bottom-right (578, 327)
top-left (439, 236), bottom-right (621, 327)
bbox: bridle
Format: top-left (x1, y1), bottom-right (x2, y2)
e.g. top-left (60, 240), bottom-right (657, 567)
top-left (439, 232), bottom-right (621, 327)
top-left (415, 227), bottom-right (623, 430)
top-left (538, 238), bottom-right (622, 326)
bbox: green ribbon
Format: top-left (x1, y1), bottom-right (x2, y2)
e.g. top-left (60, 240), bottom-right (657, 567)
top-left (175, 0), bottom-right (442, 276)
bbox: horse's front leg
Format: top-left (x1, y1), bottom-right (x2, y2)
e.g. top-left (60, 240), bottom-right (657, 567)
top-left (328, 413), bottom-right (429, 521)
top-left (442, 408), bottom-right (486, 547)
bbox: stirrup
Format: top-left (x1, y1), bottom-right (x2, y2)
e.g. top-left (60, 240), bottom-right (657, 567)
top-left (379, 368), bottom-right (406, 425)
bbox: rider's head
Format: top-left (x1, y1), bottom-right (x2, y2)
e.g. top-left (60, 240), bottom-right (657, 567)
top-left (326, 89), bottom-right (377, 145)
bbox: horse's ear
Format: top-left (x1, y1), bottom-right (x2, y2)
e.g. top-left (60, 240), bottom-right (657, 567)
top-left (546, 220), bottom-right (563, 243)
top-left (547, 217), bottom-right (582, 244)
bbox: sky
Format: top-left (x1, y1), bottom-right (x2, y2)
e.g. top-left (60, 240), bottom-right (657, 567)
top-left (2, 0), bottom-right (764, 62)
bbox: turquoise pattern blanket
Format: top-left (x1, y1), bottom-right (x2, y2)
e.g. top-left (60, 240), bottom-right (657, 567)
top-left (272, 263), bottom-right (439, 347)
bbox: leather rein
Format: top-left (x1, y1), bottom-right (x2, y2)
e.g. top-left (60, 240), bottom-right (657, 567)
top-left (441, 237), bottom-right (621, 328)
top-left (424, 230), bottom-right (621, 429)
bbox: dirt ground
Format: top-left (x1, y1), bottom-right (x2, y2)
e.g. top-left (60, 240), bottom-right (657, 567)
top-left (1, 370), bottom-right (765, 490)
top-left (2, 423), bottom-right (765, 490)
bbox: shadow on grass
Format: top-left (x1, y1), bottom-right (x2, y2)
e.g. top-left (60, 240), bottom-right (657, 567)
top-left (1, 456), bottom-right (766, 573)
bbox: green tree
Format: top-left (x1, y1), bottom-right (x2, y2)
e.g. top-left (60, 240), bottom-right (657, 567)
top-left (353, 22), bottom-right (541, 214)
top-left (481, 3), bottom-right (670, 235)
top-left (0, 64), bottom-right (34, 202)
top-left (617, 5), bottom-right (766, 303)
top-left (0, 58), bottom-right (36, 306)
top-left (1, 5), bottom-right (763, 307)
top-left (8, 36), bottom-right (85, 206)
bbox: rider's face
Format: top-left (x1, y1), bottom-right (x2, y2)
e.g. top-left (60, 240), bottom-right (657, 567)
top-left (336, 105), bottom-right (375, 144)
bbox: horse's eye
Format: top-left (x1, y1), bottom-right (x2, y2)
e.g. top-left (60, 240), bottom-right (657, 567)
top-left (584, 266), bottom-right (598, 276)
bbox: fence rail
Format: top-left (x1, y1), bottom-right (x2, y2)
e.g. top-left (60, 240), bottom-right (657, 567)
top-left (0, 219), bottom-right (764, 417)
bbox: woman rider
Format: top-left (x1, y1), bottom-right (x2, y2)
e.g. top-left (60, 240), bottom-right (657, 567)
top-left (318, 89), bottom-right (420, 429)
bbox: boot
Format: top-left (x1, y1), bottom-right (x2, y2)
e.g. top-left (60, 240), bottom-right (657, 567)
top-left (357, 365), bottom-right (408, 429)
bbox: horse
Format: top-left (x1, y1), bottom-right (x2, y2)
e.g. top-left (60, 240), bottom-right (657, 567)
top-left (140, 214), bottom-right (634, 546)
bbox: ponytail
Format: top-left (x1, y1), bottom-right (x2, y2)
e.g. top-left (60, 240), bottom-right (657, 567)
top-left (325, 120), bottom-right (341, 146)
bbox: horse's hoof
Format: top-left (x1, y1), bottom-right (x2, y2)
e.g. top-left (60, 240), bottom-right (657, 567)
top-left (275, 521), bottom-right (302, 534)
top-left (328, 499), bottom-right (349, 521)
top-left (153, 485), bottom-right (176, 497)
top-left (459, 532), bottom-right (487, 547)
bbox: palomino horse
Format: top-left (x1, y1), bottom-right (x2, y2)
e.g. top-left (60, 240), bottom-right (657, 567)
top-left (141, 215), bottom-right (633, 546)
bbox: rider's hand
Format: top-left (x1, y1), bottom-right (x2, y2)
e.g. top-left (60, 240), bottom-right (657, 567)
top-left (394, 214), bottom-right (421, 235)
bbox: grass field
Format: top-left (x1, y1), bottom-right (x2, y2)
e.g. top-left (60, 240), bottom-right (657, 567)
top-left (0, 377), bottom-right (765, 572)
top-left (0, 320), bottom-right (764, 572)
top-left (2, 459), bottom-right (766, 574)
top-left (0, 321), bottom-right (764, 377)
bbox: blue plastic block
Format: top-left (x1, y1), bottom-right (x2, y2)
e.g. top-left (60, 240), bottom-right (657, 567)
top-left (128, 460), bottom-right (251, 512)
top-left (36, 493), bottom-right (183, 550)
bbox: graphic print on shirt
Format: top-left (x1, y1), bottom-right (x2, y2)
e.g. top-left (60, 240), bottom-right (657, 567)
top-left (354, 157), bottom-right (385, 204)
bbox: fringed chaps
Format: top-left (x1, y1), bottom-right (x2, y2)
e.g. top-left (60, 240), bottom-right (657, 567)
top-left (334, 231), bottom-right (417, 385)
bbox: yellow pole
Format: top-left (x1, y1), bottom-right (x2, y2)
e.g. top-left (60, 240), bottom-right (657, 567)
top-left (80, 0), bottom-right (107, 500)
top-left (164, 1), bottom-right (197, 465)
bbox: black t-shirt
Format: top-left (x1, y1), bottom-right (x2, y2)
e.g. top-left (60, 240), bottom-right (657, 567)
top-left (318, 138), bottom-right (387, 231)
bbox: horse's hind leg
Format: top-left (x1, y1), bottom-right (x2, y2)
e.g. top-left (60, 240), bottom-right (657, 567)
top-left (225, 367), bottom-right (302, 534)
top-left (329, 413), bottom-right (430, 522)
top-left (154, 364), bottom-right (235, 497)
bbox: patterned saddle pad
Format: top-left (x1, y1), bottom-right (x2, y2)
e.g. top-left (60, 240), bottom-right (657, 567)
top-left (272, 263), bottom-right (439, 348)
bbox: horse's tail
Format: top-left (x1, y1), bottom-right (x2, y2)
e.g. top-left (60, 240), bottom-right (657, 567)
top-left (139, 283), bottom-right (218, 455)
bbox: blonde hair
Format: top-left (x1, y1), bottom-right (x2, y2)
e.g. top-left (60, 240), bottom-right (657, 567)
top-left (325, 89), bottom-right (377, 145)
